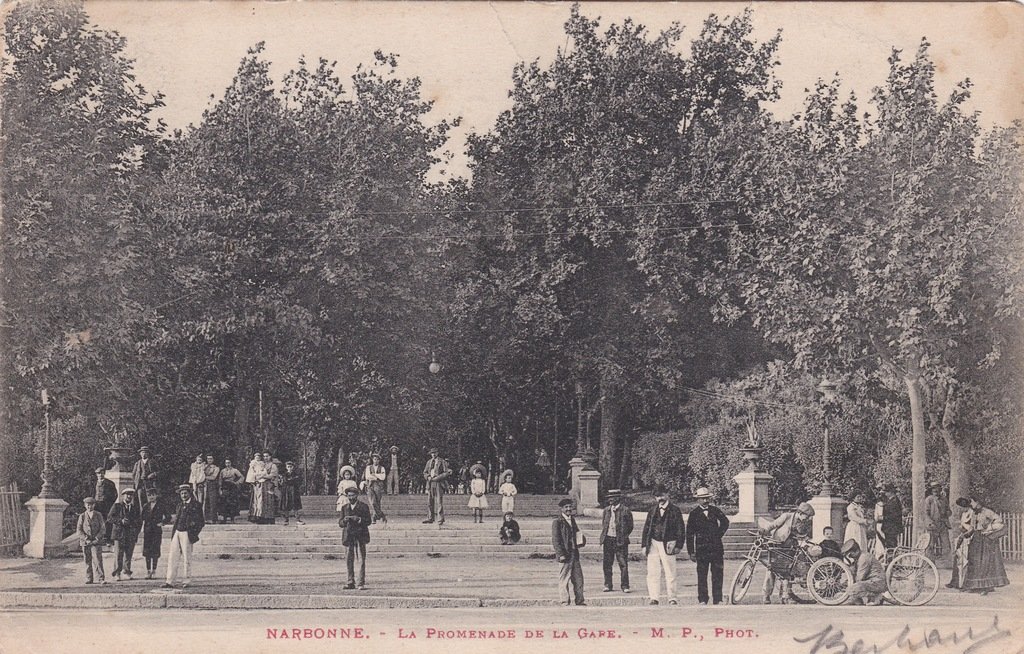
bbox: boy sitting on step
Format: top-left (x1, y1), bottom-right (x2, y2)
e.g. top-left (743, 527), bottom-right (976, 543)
top-left (499, 511), bottom-right (521, 545)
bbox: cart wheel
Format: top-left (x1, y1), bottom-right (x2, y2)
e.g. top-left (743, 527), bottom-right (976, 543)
top-left (886, 552), bottom-right (939, 606)
top-left (729, 559), bottom-right (757, 605)
top-left (806, 558), bottom-right (853, 605)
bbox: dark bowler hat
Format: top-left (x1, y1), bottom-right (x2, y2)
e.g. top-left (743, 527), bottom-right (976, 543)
top-left (558, 498), bottom-right (574, 508)
top-left (344, 486), bottom-right (360, 496)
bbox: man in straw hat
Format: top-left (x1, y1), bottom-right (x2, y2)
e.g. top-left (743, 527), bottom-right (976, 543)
top-left (363, 453), bottom-right (387, 524)
top-left (758, 501), bottom-right (815, 604)
top-left (108, 487), bottom-right (142, 581)
top-left (552, 498), bottom-right (586, 605)
top-left (600, 489), bottom-right (633, 593)
top-left (686, 487), bottom-right (730, 605)
top-left (76, 496), bottom-right (106, 585)
top-left (386, 445), bottom-right (401, 495)
top-left (163, 484), bottom-right (204, 589)
top-left (422, 447), bottom-right (451, 525)
top-left (641, 485), bottom-right (685, 605)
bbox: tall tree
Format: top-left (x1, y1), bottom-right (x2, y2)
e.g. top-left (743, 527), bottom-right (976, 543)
top-left (0, 0), bottom-right (164, 487)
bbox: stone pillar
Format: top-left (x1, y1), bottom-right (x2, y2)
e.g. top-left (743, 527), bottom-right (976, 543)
top-left (23, 496), bottom-right (69, 558)
top-left (732, 469), bottom-right (773, 523)
top-left (568, 457), bottom-right (587, 502)
top-left (578, 468), bottom-right (601, 510)
top-left (809, 494), bottom-right (848, 541)
top-left (106, 470), bottom-right (134, 498)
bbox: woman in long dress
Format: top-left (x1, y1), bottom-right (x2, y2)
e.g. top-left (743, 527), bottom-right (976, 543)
top-left (247, 453), bottom-right (268, 523)
top-left (844, 493), bottom-right (872, 552)
top-left (949, 497), bottom-right (1009, 594)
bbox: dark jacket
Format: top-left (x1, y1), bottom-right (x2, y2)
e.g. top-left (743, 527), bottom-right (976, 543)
top-left (500, 518), bottom-right (521, 542)
top-left (552, 515), bottom-right (584, 561)
top-left (339, 499), bottom-right (372, 546)
top-left (172, 499), bottom-right (205, 544)
top-left (107, 500), bottom-right (142, 542)
top-left (685, 505), bottom-right (730, 561)
top-left (881, 496), bottom-right (904, 538)
top-left (600, 504), bottom-right (634, 546)
top-left (641, 503), bottom-right (685, 553)
top-left (94, 478), bottom-right (117, 513)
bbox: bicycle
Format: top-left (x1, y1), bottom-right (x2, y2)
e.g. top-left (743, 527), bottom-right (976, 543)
top-left (729, 530), bottom-right (821, 604)
top-left (805, 532), bottom-right (939, 606)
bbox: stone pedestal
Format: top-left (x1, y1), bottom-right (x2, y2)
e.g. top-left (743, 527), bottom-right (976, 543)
top-left (809, 493), bottom-right (848, 541)
top-left (23, 496), bottom-right (69, 558)
top-left (568, 457), bottom-right (586, 500)
top-left (106, 470), bottom-right (135, 498)
top-left (578, 469), bottom-right (601, 510)
top-left (732, 469), bottom-right (773, 523)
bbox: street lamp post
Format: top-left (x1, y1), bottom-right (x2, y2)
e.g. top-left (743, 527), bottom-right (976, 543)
top-left (38, 389), bottom-right (55, 499)
top-left (816, 378), bottom-right (838, 495)
top-left (809, 378), bottom-right (846, 542)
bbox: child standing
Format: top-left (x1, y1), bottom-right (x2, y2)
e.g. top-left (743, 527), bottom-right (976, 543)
top-left (498, 470), bottom-right (517, 514)
top-left (336, 465), bottom-right (359, 512)
top-left (467, 464), bottom-right (488, 523)
top-left (500, 511), bottom-right (521, 545)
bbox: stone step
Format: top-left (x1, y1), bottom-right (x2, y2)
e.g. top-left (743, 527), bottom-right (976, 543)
top-left (190, 550), bottom-right (752, 561)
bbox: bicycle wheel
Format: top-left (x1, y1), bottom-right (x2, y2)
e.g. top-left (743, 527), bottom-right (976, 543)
top-left (886, 552), bottom-right (939, 606)
top-left (806, 558), bottom-right (853, 606)
top-left (729, 559), bottom-right (757, 605)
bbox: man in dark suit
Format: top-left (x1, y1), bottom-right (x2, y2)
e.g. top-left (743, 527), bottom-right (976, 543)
top-left (877, 484), bottom-right (904, 550)
top-left (551, 498), bottom-right (585, 606)
top-left (108, 488), bottom-right (142, 581)
top-left (163, 484), bottom-right (204, 589)
top-left (94, 467), bottom-right (117, 542)
top-left (600, 489), bottom-right (634, 593)
top-left (339, 485), bottom-right (372, 589)
top-left (422, 448), bottom-right (451, 525)
top-left (641, 485), bottom-right (685, 605)
top-left (685, 486), bottom-right (730, 605)
top-left (76, 496), bottom-right (106, 585)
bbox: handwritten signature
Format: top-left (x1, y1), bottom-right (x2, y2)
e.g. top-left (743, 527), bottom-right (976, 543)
top-left (794, 616), bottom-right (1018, 654)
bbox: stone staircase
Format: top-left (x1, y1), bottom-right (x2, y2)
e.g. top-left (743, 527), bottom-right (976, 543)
top-left (169, 514), bottom-right (756, 561)
top-left (299, 493), bottom-right (566, 518)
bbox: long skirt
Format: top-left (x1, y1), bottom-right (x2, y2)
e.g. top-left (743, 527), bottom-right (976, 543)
top-left (221, 481), bottom-right (240, 519)
top-left (960, 534), bottom-right (1009, 590)
top-left (249, 482), bottom-right (275, 523)
top-left (142, 523), bottom-right (162, 560)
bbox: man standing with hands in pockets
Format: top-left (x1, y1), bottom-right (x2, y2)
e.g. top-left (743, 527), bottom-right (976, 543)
top-left (686, 487), bottom-right (730, 605)
top-left (641, 485), bottom-right (684, 605)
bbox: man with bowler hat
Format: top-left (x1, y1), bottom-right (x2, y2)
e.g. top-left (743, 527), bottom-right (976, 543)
top-left (422, 447), bottom-right (451, 525)
top-left (600, 489), bottom-right (633, 593)
top-left (686, 487), bottom-right (730, 605)
top-left (339, 486), bottom-right (372, 589)
top-left (552, 498), bottom-right (586, 605)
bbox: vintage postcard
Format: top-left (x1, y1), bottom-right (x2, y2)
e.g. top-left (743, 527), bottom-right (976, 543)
top-left (0, 1), bottom-right (1022, 653)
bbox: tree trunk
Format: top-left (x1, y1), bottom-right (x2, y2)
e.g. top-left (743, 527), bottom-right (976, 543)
top-left (598, 374), bottom-right (619, 490)
top-left (230, 351), bottom-right (250, 449)
top-left (938, 382), bottom-right (970, 518)
top-left (617, 431), bottom-right (632, 491)
top-left (904, 369), bottom-right (928, 540)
